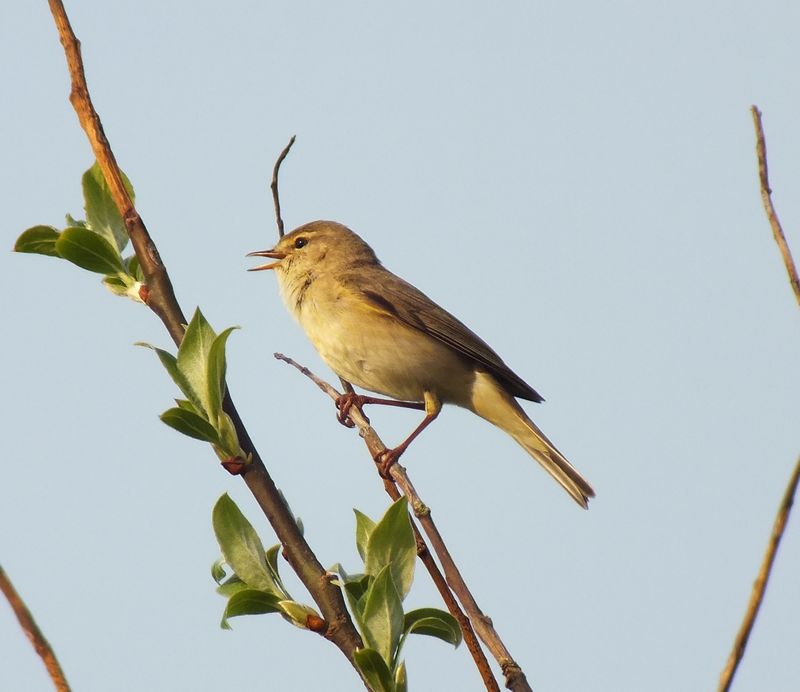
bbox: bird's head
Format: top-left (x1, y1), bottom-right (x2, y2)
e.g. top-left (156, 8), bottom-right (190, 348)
top-left (247, 220), bottom-right (379, 280)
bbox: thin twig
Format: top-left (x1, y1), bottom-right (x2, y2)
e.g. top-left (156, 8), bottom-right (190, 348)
top-left (271, 135), bottom-right (296, 237)
top-left (276, 353), bottom-right (532, 692)
top-left (46, 0), bottom-right (365, 676)
top-left (0, 565), bottom-right (71, 692)
top-left (751, 106), bottom-right (800, 307)
top-left (717, 108), bottom-right (800, 690)
top-left (718, 456), bottom-right (800, 692)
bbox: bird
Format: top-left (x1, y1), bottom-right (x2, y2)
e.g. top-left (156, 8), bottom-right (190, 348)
top-left (248, 221), bottom-right (595, 508)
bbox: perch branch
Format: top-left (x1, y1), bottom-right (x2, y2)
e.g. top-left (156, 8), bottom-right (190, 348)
top-left (718, 456), bottom-right (800, 692)
top-left (271, 135), bottom-right (296, 237)
top-left (750, 106), bottom-right (800, 307)
top-left (46, 0), bottom-right (364, 672)
top-left (0, 565), bottom-right (71, 692)
top-left (276, 353), bottom-right (532, 692)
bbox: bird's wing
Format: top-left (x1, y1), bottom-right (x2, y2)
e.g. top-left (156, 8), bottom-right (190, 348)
top-left (347, 269), bottom-right (544, 402)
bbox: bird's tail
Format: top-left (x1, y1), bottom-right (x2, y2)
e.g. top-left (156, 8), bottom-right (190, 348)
top-left (469, 371), bottom-right (595, 508)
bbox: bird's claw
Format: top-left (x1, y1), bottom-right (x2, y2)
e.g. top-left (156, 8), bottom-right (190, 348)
top-left (335, 392), bottom-right (369, 428)
top-left (375, 448), bottom-right (400, 478)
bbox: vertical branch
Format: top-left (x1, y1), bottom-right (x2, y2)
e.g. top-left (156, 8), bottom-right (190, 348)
top-left (48, 0), bottom-right (186, 345)
top-left (271, 135), bottom-right (296, 237)
top-left (750, 106), bottom-right (800, 307)
top-left (718, 108), bottom-right (800, 691)
top-left (718, 457), bottom-right (800, 692)
top-left (45, 0), bottom-right (365, 674)
top-left (0, 565), bottom-right (71, 692)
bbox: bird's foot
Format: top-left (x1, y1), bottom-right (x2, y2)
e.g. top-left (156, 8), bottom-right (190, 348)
top-left (375, 448), bottom-right (401, 478)
top-left (335, 392), bottom-right (369, 428)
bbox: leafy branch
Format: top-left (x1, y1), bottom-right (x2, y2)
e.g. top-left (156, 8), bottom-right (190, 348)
top-left (23, 0), bottom-right (365, 679)
top-left (211, 495), bottom-right (461, 692)
top-left (275, 354), bottom-right (531, 692)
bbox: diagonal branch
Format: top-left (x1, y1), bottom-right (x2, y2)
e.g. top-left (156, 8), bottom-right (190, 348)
top-left (718, 456), bottom-right (800, 692)
top-left (45, 0), bottom-right (365, 674)
top-left (276, 353), bottom-right (533, 692)
top-left (0, 565), bottom-right (71, 692)
top-left (750, 106), bottom-right (800, 307)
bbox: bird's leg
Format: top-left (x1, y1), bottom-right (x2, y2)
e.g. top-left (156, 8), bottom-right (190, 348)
top-left (335, 391), bottom-right (425, 428)
top-left (377, 391), bottom-right (441, 477)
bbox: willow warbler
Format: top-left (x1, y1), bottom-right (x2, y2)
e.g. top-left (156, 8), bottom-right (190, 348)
top-left (249, 221), bottom-right (595, 508)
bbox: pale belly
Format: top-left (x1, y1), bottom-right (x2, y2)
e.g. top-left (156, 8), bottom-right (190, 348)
top-left (297, 298), bottom-right (474, 404)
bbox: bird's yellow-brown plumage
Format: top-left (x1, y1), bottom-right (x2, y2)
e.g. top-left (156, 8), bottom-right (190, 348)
top-left (249, 220), bottom-right (594, 508)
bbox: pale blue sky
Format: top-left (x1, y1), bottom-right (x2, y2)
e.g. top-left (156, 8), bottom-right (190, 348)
top-left (2, 1), bottom-right (799, 690)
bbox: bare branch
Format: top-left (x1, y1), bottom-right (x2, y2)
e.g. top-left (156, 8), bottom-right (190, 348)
top-left (276, 353), bottom-right (531, 692)
top-left (751, 106), bottom-right (800, 307)
top-left (0, 565), bottom-right (71, 692)
top-left (718, 456), bottom-right (800, 691)
top-left (271, 135), bottom-right (296, 237)
top-left (45, 0), bottom-right (365, 674)
top-left (718, 108), bottom-right (800, 689)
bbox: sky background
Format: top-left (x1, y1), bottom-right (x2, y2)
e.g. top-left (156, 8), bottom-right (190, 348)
top-left (2, 1), bottom-right (799, 690)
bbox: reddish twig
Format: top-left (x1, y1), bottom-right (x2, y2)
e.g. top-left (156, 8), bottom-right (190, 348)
top-left (751, 106), bottom-right (800, 307)
top-left (718, 456), bottom-right (800, 691)
top-left (276, 353), bottom-right (532, 692)
top-left (45, 0), bottom-right (364, 675)
top-left (271, 135), bottom-right (296, 237)
top-left (0, 565), bottom-right (71, 692)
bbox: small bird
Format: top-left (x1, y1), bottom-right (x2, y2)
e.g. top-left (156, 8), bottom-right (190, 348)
top-left (249, 221), bottom-right (594, 508)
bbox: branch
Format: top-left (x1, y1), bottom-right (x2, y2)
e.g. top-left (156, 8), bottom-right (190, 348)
top-left (0, 565), bottom-right (71, 692)
top-left (46, 0), bottom-right (365, 675)
top-left (718, 456), bottom-right (800, 692)
top-left (276, 353), bottom-right (532, 692)
top-left (750, 106), bottom-right (800, 307)
top-left (718, 109), bottom-right (800, 690)
top-left (271, 135), bottom-right (296, 237)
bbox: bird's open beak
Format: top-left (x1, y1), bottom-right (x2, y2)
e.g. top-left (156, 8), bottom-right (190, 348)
top-left (246, 249), bottom-right (287, 271)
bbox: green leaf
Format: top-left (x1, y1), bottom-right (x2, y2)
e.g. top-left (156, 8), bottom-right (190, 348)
top-left (394, 660), bottom-right (407, 692)
top-left (137, 343), bottom-right (205, 414)
top-left (354, 509), bottom-right (376, 562)
top-left (102, 275), bottom-right (129, 296)
top-left (82, 161), bottom-right (134, 254)
top-left (337, 566), bottom-right (372, 623)
top-left (364, 497), bottom-right (416, 600)
top-left (360, 565), bottom-right (404, 667)
top-left (14, 225), bottom-right (61, 257)
top-left (212, 494), bottom-right (279, 594)
top-left (216, 575), bottom-right (248, 598)
top-left (175, 399), bottom-right (198, 413)
top-left (160, 407), bottom-right (220, 443)
top-left (211, 558), bottom-right (227, 584)
top-left (55, 227), bottom-right (126, 275)
top-left (404, 608), bottom-right (462, 647)
top-left (264, 544), bottom-right (289, 597)
top-left (278, 600), bottom-right (321, 629)
top-left (215, 411), bottom-right (241, 458)
top-left (354, 648), bottom-right (395, 692)
top-left (206, 326), bottom-right (238, 421)
top-left (176, 308), bottom-right (217, 417)
top-left (221, 589), bottom-right (282, 629)
top-left (65, 213), bottom-right (87, 228)
top-left (125, 254), bottom-right (144, 281)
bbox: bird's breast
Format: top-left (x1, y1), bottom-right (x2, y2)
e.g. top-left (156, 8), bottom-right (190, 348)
top-left (288, 278), bottom-right (474, 404)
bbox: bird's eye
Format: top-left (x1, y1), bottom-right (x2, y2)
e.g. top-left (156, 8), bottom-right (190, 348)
top-left (294, 237), bottom-right (308, 249)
